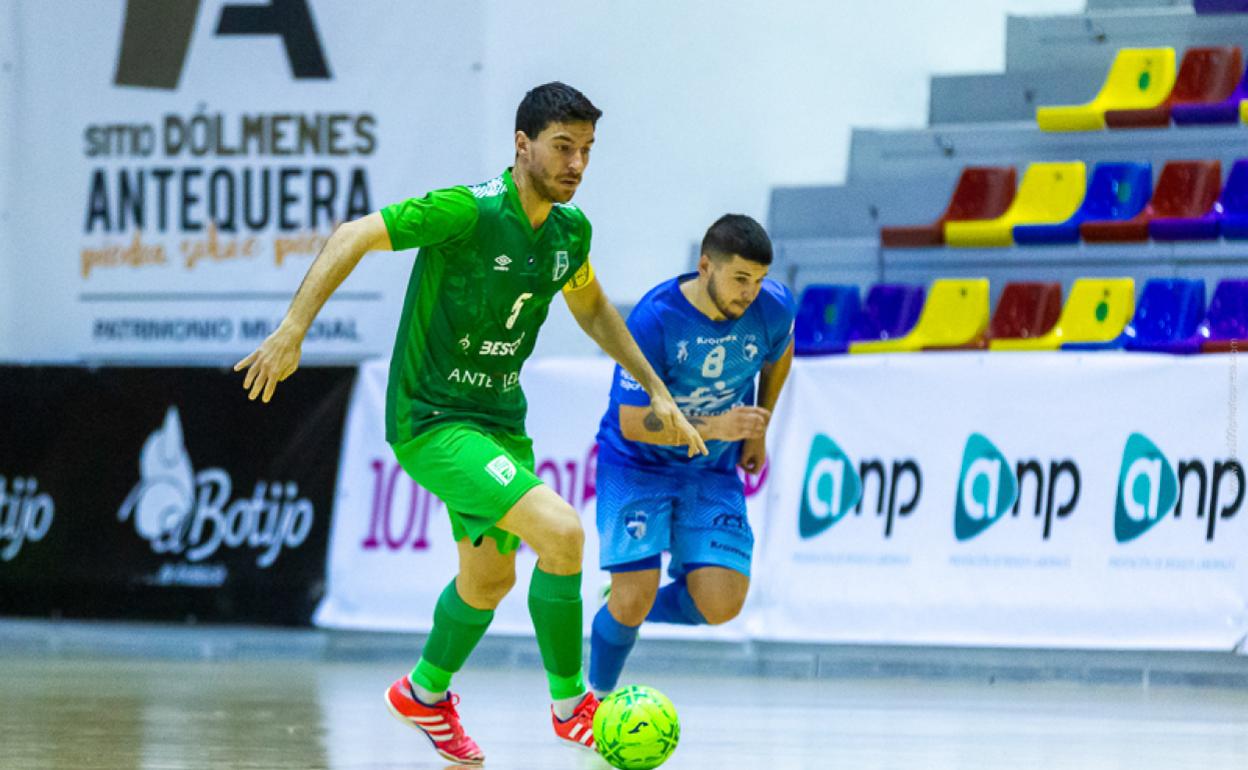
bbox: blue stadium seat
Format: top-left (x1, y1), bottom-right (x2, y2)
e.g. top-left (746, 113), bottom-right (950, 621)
top-left (794, 285), bottom-right (861, 356)
top-left (1014, 162), bottom-right (1152, 245)
top-left (1218, 159), bottom-right (1248, 239)
top-left (1121, 279), bottom-right (1207, 354)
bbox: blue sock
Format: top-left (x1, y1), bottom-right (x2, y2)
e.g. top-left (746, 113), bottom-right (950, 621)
top-left (645, 580), bottom-right (707, 625)
top-left (589, 604), bottom-right (640, 694)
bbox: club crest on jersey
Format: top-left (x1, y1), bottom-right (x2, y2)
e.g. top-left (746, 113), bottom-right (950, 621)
top-left (494, 255), bottom-right (512, 272)
top-left (552, 251), bottom-right (569, 282)
top-left (625, 510), bottom-right (648, 540)
top-left (485, 455), bottom-right (517, 486)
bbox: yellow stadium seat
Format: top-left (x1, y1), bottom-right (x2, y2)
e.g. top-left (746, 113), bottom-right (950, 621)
top-left (1240, 98), bottom-right (1248, 124)
top-left (943, 162), bottom-right (1086, 248)
top-left (1036, 48), bottom-right (1176, 131)
top-left (989, 278), bottom-right (1135, 350)
top-left (850, 278), bottom-right (990, 353)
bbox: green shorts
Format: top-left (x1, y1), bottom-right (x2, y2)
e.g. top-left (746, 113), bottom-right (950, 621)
top-left (391, 422), bottom-right (542, 553)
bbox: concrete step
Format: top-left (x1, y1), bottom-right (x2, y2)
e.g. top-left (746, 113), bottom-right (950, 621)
top-left (1004, 8), bottom-right (1248, 74)
top-left (929, 70), bottom-right (1102, 125)
top-left (846, 121), bottom-right (1248, 185)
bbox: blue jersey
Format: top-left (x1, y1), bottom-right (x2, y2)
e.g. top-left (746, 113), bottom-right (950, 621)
top-left (596, 273), bottom-right (796, 474)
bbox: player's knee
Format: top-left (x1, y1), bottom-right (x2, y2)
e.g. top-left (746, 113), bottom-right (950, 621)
top-left (609, 583), bottom-right (658, 626)
top-left (532, 505), bottom-right (584, 566)
top-left (690, 585), bottom-right (747, 625)
top-left (459, 570), bottom-right (516, 608)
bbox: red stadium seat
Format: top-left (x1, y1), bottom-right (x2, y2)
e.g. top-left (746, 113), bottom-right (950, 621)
top-left (1170, 46), bottom-right (1246, 125)
top-left (987, 282), bottom-right (1063, 344)
top-left (879, 167), bottom-right (1016, 248)
top-left (1081, 160), bottom-right (1220, 242)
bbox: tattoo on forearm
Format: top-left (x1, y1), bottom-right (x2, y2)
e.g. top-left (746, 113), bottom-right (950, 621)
top-left (644, 410), bottom-right (663, 432)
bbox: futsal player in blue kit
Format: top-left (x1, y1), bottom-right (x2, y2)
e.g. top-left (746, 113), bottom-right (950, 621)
top-left (589, 214), bottom-right (796, 696)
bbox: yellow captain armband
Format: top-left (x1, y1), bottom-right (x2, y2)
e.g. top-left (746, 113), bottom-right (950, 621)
top-left (561, 259), bottom-right (596, 293)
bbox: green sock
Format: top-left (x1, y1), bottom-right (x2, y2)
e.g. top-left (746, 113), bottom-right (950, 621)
top-left (410, 579), bottom-right (494, 694)
top-left (528, 566), bottom-right (586, 701)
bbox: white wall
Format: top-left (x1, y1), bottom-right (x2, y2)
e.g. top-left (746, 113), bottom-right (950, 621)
top-left (478, 0), bottom-right (1083, 356)
top-left (0, 2), bottom-right (16, 345)
top-left (0, 0), bottom-right (1084, 361)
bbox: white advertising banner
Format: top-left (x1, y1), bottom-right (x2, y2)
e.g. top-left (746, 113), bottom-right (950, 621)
top-left (6, 1), bottom-right (487, 362)
top-left (754, 352), bottom-right (1248, 650)
top-left (315, 357), bottom-right (773, 638)
top-left (319, 353), bottom-right (1248, 651)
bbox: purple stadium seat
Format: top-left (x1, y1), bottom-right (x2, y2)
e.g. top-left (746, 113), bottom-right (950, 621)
top-left (1122, 278), bottom-right (1207, 354)
top-left (880, 167), bottom-right (1017, 248)
top-left (1200, 279), bottom-right (1248, 352)
top-left (1218, 159), bottom-right (1248, 239)
top-left (1194, 0), bottom-right (1248, 13)
top-left (1170, 47), bottom-right (1247, 125)
top-left (849, 284), bottom-right (925, 343)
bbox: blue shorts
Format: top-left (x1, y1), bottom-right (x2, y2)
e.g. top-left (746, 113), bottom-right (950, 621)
top-left (595, 461), bottom-right (753, 578)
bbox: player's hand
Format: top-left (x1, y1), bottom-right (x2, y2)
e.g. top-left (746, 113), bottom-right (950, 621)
top-left (651, 395), bottom-right (708, 457)
top-left (717, 406), bottom-right (771, 442)
top-left (739, 436), bottom-right (766, 475)
top-left (233, 322), bottom-right (303, 403)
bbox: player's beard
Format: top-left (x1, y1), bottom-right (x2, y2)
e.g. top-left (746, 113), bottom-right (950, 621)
top-left (706, 277), bottom-right (745, 320)
top-left (535, 168), bottom-right (577, 203)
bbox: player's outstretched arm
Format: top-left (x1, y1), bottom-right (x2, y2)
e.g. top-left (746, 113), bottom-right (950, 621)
top-left (619, 404), bottom-right (770, 446)
top-left (739, 339), bottom-right (795, 473)
top-left (234, 213), bottom-right (391, 402)
top-left (564, 274), bottom-right (708, 457)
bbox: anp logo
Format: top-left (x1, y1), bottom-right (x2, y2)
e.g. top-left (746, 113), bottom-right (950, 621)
top-left (954, 433), bottom-right (1018, 541)
top-left (1113, 432), bottom-right (1244, 543)
top-left (1115, 433), bottom-right (1181, 543)
top-left (952, 433), bottom-right (1080, 541)
top-left (800, 434), bottom-right (863, 539)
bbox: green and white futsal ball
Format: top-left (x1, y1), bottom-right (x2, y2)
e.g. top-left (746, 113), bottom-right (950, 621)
top-left (593, 685), bottom-right (680, 770)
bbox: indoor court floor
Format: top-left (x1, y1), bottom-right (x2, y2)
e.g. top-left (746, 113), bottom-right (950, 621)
top-left (1, 626), bottom-right (1246, 770)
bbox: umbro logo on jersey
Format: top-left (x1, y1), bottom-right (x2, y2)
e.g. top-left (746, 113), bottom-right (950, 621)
top-left (494, 255), bottom-right (512, 272)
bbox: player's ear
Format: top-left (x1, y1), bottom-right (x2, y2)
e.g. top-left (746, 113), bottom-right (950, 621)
top-left (697, 253), bottom-right (713, 278)
top-left (514, 130), bottom-right (530, 160)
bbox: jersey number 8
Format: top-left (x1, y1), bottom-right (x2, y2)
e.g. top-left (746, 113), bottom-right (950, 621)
top-left (701, 345), bottom-right (725, 378)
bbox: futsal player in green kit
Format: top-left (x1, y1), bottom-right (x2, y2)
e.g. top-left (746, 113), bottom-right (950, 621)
top-left (234, 83), bottom-right (706, 765)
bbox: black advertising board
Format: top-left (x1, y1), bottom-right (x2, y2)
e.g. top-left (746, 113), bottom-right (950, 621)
top-left (0, 366), bottom-right (355, 625)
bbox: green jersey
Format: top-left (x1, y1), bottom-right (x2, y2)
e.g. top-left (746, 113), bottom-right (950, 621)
top-left (380, 168), bottom-right (595, 443)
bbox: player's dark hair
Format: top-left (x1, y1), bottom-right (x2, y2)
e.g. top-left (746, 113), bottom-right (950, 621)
top-left (515, 82), bottom-right (602, 138)
top-left (701, 214), bottom-right (773, 266)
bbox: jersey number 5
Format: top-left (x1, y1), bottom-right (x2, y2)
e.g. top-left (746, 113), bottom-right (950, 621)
top-left (506, 293), bottom-right (534, 330)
